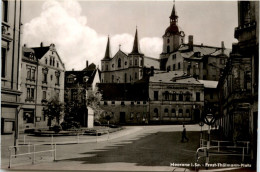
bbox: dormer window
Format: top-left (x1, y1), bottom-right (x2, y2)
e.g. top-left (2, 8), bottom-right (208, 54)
top-left (83, 76), bottom-right (89, 83)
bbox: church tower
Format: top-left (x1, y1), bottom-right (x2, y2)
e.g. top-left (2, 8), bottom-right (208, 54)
top-left (101, 36), bottom-right (111, 83)
top-left (160, 2), bottom-right (184, 70)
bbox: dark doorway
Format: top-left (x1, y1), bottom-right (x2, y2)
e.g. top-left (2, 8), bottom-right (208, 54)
top-left (120, 112), bottom-right (126, 124)
top-left (194, 109), bottom-right (200, 123)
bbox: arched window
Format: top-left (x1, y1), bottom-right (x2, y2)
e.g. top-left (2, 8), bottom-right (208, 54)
top-left (186, 109), bottom-right (190, 117)
top-left (179, 92), bottom-right (183, 101)
top-left (164, 108), bottom-right (169, 116)
top-left (179, 109), bottom-right (183, 117)
top-left (185, 92), bottom-right (191, 101)
top-left (154, 108), bottom-right (159, 118)
top-left (135, 59), bottom-right (138, 66)
top-left (167, 39), bottom-right (170, 43)
top-left (164, 91), bottom-right (169, 100)
top-left (167, 46), bottom-right (170, 53)
top-left (118, 58), bottom-right (121, 68)
top-left (172, 92), bottom-right (176, 101)
top-left (171, 109), bottom-right (176, 117)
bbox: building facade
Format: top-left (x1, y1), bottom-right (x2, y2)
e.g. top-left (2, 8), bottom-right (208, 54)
top-left (101, 30), bottom-right (160, 84)
top-left (149, 71), bottom-right (204, 124)
top-left (98, 82), bottom-right (149, 124)
top-left (19, 43), bottom-right (65, 132)
top-left (218, 1), bottom-right (258, 167)
top-left (64, 62), bottom-right (100, 127)
top-left (1, 0), bottom-right (22, 148)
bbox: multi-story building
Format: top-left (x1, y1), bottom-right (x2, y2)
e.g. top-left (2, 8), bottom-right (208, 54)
top-left (149, 71), bottom-right (204, 123)
top-left (1, 0), bottom-right (22, 147)
top-left (218, 1), bottom-right (258, 168)
top-left (98, 82), bottom-right (149, 124)
top-left (101, 30), bottom-right (160, 84)
top-left (64, 61), bottom-right (100, 127)
top-left (19, 43), bottom-right (65, 131)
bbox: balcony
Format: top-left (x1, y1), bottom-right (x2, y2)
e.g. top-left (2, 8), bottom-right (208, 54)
top-left (2, 22), bottom-right (12, 42)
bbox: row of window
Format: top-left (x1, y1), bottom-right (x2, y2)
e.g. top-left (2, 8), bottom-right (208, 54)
top-left (103, 101), bottom-right (146, 106)
top-left (153, 108), bottom-right (191, 118)
top-left (42, 68), bottom-right (60, 85)
top-left (167, 62), bottom-right (181, 71)
top-left (111, 72), bottom-right (140, 83)
top-left (45, 56), bottom-right (59, 68)
top-left (154, 91), bottom-right (200, 101)
top-left (103, 58), bottom-right (142, 71)
top-left (26, 87), bottom-right (60, 102)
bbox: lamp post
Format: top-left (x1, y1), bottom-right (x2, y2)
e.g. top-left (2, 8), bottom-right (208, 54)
top-left (199, 121), bottom-right (204, 147)
top-left (204, 111), bottom-right (215, 168)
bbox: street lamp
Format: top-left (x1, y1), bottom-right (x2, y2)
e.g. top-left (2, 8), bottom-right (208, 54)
top-left (204, 111), bottom-right (215, 168)
top-left (199, 121), bottom-right (204, 147)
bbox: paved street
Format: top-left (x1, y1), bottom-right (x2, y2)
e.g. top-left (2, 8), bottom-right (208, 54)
top-left (1, 125), bottom-right (248, 171)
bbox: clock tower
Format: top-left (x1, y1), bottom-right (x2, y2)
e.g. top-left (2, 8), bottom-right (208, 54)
top-left (160, 2), bottom-right (185, 70)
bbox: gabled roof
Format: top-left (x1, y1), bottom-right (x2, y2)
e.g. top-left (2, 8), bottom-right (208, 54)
top-left (30, 46), bottom-right (50, 59)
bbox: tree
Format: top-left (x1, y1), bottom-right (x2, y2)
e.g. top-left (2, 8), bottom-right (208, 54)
top-left (44, 95), bottom-right (64, 126)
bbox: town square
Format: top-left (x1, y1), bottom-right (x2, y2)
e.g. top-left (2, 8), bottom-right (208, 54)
top-left (1, 0), bottom-right (258, 171)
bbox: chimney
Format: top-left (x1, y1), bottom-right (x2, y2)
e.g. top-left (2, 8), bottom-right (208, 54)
top-left (150, 66), bottom-right (154, 76)
top-left (72, 68), bottom-right (74, 71)
top-left (86, 60), bottom-right (89, 68)
top-left (187, 62), bottom-right (191, 76)
top-left (221, 41), bottom-right (225, 54)
top-left (188, 35), bottom-right (193, 51)
top-left (40, 42), bottom-right (43, 47)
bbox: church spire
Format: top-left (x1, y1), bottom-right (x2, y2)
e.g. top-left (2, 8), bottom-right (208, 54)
top-left (130, 27), bottom-right (142, 55)
top-left (103, 35), bottom-right (111, 60)
top-left (169, 1), bottom-right (178, 24)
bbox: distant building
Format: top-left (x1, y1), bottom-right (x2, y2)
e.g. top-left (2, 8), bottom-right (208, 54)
top-left (64, 62), bottom-right (100, 127)
top-left (98, 82), bottom-right (149, 124)
top-left (19, 43), bottom-right (65, 131)
top-left (101, 30), bottom-right (160, 84)
top-left (1, 0), bottom-right (22, 147)
top-left (218, 1), bottom-right (258, 168)
top-left (149, 71), bottom-right (204, 123)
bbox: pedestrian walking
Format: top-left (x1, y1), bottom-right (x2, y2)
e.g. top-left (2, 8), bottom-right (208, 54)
top-left (181, 125), bottom-right (189, 142)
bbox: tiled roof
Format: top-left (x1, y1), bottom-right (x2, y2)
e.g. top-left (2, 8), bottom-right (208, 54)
top-left (82, 63), bottom-right (96, 71)
top-left (143, 56), bottom-right (160, 69)
top-left (198, 80), bottom-right (218, 88)
top-left (65, 69), bottom-right (97, 85)
top-left (150, 71), bottom-right (201, 85)
top-left (180, 44), bottom-right (231, 59)
top-left (30, 46), bottom-right (50, 59)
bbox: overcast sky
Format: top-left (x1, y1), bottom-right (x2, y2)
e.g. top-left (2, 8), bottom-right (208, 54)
top-left (22, 0), bottom-right (238, 70)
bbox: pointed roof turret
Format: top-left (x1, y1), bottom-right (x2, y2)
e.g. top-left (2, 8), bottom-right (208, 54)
top-left (130, 27), bottom-right (143, 55)
top-left (169, 2), bottom-right (178, 24)
top-left (102, 35), bottom-right (111, 61)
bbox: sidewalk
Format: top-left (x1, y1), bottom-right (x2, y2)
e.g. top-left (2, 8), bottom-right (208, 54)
top-left (1, 126), bottom-right (143, 168)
